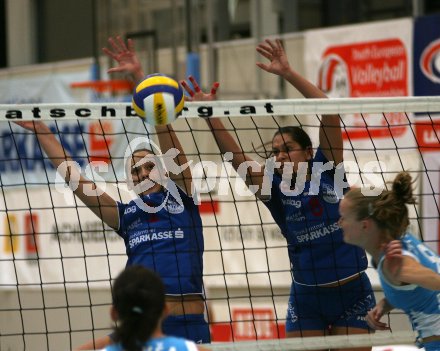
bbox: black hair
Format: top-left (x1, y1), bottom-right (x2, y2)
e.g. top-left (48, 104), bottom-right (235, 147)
top-left (112, 266), bottom-right (166, 351)
top-left (273, 126), bottom-right (313, 150)
top-left (252, 126), bottom-right (313, 161)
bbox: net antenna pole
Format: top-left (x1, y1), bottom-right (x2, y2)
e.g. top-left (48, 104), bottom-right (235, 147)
top-left (91, 0), bottom-right (101, 81)
top-left (412, 0), bottom-right (424, 17)
top-left (170, 0), bottom-right (180, 79)
top-left (206, 0), bottom-right (216, 84)
top-left (251, 0), bottom-right (264, 98)
top-left (185, 0), bottom-right (201, 85)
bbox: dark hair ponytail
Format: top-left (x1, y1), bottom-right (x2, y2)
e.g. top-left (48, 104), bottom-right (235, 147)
top-left (112, 266), bottom-right (166, 351)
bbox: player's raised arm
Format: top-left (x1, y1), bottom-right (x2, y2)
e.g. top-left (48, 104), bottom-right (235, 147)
top-left (155, 124), bottom-right (193, 195)
top-left (16, 121), bottom-right (119, 229)
top-left (257, 38), bottom-right (343, 165)
top-left (103, 35), bottom-right (193, 195)
top-left (180, 76), bottom-right (267, 198)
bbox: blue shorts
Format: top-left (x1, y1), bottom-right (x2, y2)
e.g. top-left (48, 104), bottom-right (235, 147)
top-left (162, 313), bottom-right (211, 344)
top-left (286, 272), bottom-right (375, 332)
top-left (424, 340), bottom-right (440, 351)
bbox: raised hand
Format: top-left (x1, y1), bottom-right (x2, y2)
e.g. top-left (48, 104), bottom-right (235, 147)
top-left (256, 39), bottom-right (291, 77)
top-left (180, 76), bottom-right (219, 102)
top-left (102, 35), bottom-right (144, 81)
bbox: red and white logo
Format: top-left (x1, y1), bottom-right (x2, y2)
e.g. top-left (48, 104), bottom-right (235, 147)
top-left (318, 54), bottom-right (350, 97)
top-left (317, 39), bottom-right (408, 141)
top-left (420, 38), bottom-right (440, 84)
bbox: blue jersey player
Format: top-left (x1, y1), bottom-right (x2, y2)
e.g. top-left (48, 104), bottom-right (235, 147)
top-left (340, 172), bottom-right (440, 351)
top-left (102, 265), bottom-right (209, 351)
top-left (17, 92), bottom-right (210, 349)
top-left (97, 35), bottom-right (209, 345)
top-left (181, 38), bottom-right (374, 350)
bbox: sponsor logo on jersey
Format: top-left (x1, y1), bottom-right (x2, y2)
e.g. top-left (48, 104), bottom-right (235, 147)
top-left (124, 205), bottom-right (137, 215)
top-left (127, 218), bottom-right (142, 231)
top-left (296, 222), bottom-right (340, 243)
top-left (281, 198), bottom-right (302, 208)
top-left (321, 183), bottom-right (339, 204)
top-left (174, 228), bottom-right (184, 238)
top-left (286, 212), bottom-right (306, 223)
top-left (165, 199), bottom-right (185, 214)
top-left (128, 228), bottom-right (185, 248)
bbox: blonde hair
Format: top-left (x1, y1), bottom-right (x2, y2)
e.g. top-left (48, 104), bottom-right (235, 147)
top-left (345, 172), bottom-right (417, 240)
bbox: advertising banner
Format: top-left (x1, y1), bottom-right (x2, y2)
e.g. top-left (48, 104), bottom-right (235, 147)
top-left (304, 18), bottom-right (414, 151)
top-left (413, 14), bottom-right (440, 253)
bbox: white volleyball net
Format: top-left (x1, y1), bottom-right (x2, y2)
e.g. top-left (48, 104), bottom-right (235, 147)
top-left (0, 97), bottom-right (439, 350)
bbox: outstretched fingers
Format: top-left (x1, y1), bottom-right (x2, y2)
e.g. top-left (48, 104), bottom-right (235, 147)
top-left (102, 47), bottom-right (117, 60)
top-left (188, 76), bottom-right (201, 93)
top-left (107, 37), bottom-right (119, 52)
top-left (116, 35), bottom-right (128, 51)
top-left (180, 80), bottom-right (195, 97)
top-left (180, 78), bottom-right (220, 102)
top-left (109, 35), bottom-right (127, 53)
top-left (256, 46), bottom-right (272, 61)
top-left (103, 36), bottom-right (126, 59)
top-left (256, 61), bottom-right (270, 72)
top-left (274, 38), bottom-right (284, 49)
top-left (127, 38), bottom-right (135, 54)
top-left (211, 82), bottom-right (220, 95)
top-left (265, 38), bottom-right (277, 49)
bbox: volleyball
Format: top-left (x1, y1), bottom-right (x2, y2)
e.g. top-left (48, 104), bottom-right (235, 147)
top-left (132, 73), bottom-right (185, 125)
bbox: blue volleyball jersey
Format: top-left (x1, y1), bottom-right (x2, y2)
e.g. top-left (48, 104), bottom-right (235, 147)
top-left (378, 233), bottom-right (440, 339)
top-left (116, 186), bottom-right (204, 296)
top-left (263, 148), bottom-right (368, 285)
top-left (104, 336), bottom-right (199, 351)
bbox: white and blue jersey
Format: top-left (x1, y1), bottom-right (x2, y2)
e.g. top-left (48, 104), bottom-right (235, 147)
top-left (264, 148), bottom-right (368, 285)
top-left (103, 336), bottom-right (199, 351)
top-left (117, 187), bottom-right (204, 296)
top-left (378, 233), bottom-right (440, 340)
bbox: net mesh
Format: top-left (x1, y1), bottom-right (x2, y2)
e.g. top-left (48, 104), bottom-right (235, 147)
top-left (0, 97), bottom-right (438, 350)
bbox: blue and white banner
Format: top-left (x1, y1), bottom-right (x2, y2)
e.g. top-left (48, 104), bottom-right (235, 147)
top-left (414, 14), bottom-right (440, 254)
top-left (413, 14), bottom-right (440, 97)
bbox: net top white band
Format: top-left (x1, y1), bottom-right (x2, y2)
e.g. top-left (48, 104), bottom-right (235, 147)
top-left (208, 331), bottom-right (418, 351)
top-left (1, 96), bottom-right (440, 121)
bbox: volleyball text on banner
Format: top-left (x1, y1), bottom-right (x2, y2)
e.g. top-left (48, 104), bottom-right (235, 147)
top-left (304, 18), bottom-right (414, 151)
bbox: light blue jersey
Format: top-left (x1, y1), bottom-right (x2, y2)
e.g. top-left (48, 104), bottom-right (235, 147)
top-left (378, 233), bottom-right (440, 341)
top-left (104, 336), bottom-right (199, 351)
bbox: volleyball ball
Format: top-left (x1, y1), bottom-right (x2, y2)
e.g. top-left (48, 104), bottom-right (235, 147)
top-left (132, 73), bottom-right (185, 125)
